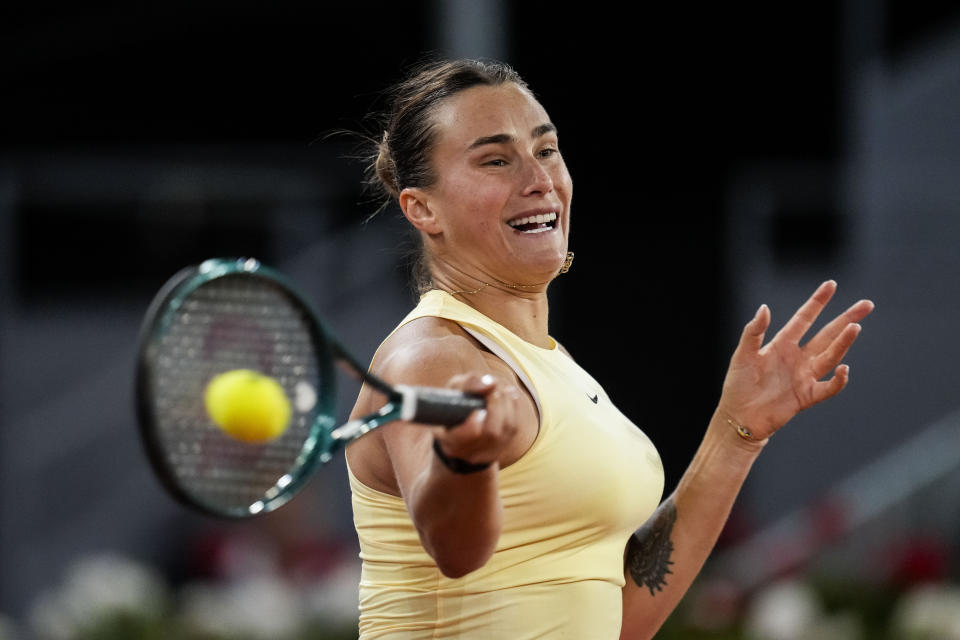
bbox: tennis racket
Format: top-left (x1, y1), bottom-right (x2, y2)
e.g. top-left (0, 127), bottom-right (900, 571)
top-left (135, 257), bottom-right (484, 518)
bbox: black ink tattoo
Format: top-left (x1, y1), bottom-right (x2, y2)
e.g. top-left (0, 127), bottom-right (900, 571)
top-left (625, 498), bottom-right (677, 596)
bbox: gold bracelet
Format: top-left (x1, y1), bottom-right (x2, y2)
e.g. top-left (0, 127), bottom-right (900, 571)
top-left (723, 415), bottom-right (764, 443)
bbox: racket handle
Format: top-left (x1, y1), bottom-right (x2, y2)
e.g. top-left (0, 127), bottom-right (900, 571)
top-left (396, 385), bottom-right (486, 427)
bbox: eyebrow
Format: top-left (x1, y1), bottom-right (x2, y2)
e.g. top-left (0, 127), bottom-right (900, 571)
top-left (468, 123), bottom-right (557, 150)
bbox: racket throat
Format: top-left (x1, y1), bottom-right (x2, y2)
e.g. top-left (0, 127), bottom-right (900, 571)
top-left (331, 397), bottom-right (404, 443)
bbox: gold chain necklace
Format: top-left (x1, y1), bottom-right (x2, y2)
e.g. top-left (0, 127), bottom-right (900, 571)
top-left (445, 251), bottom-right (574, 297)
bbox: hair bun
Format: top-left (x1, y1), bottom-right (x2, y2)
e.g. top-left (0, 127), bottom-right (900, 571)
top-left (374, 131), bottom-right (400, 200)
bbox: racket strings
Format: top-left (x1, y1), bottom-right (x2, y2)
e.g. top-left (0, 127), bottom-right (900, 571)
top-left (149, 275), bottom-right (325, 512)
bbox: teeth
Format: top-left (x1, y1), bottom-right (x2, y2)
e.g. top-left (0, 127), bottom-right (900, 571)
top-left (508, 212), bottom-right (557, 228)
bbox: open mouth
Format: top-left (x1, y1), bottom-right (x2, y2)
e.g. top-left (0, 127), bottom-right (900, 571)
top-left (507, 212), bottom-right (558, 234)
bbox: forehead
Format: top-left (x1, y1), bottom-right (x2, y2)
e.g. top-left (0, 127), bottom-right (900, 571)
top-left (430, 83), bottom-right (552, 148)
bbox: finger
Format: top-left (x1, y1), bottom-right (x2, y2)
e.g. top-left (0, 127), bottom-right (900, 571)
top-left (734, 304), bottom-right (771, 355)
top-left (438, 382), bottom-right (517, 454)
top-left (483, 383), bottom-right (522, 439)
top-left (434, 405), bottom-right (487, 458)
top-left (811, 323), bottom-right (862, 379)
top-left (811, 364), bottom-right (850, 404)
top-left (804, 299), bottom-right (874, 353)
top-left (499, 385), bottom-right (521, 440)
top-left (436, 404), bottom-right (486, 442)
top-left (774, 280), bottom-right (837, 344)
top-left (441, 376), bottom-right (515, 447)
top-left (447, 372), bottom-right (497, 395)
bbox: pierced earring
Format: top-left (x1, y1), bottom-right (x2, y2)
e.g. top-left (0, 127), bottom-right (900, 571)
top-left (559, 251), bottom-right (575, 274)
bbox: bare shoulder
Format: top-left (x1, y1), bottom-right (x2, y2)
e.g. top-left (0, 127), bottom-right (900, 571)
top-left (374, 316), bottom-right (493, 386)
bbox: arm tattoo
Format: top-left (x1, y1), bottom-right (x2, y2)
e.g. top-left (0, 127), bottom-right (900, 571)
top-left (625, 498), bottom-right (677, 596)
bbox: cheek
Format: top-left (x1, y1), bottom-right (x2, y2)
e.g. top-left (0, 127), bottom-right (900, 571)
top-left (458, 202), bottom-right (503, 240)
top-left (556, 165), bottom-right (573, 198)
top-left (444, 178), bottom-right (510, 226)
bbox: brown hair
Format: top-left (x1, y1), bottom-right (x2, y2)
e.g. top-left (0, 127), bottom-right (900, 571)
top-left (364, 58), bottom-right (529, 295)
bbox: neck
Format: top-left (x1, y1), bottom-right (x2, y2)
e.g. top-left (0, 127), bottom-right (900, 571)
top-left (430, 264), bottom-right (553, 348)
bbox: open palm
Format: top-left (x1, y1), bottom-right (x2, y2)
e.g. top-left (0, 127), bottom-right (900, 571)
top-left (719, 281), bottom-right (874, 440)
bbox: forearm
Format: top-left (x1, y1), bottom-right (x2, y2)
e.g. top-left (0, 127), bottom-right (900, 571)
top-left (620, 408), bottom-right (765, 638)
top-left (408, 454), bottom-right (504, 578)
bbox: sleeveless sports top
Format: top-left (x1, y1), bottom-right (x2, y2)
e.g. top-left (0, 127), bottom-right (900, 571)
top-left (348, 290), bottom-right (664, 639)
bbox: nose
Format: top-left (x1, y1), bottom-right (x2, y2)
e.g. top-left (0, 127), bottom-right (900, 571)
top-left (521, 155), bottom-right (554, 196)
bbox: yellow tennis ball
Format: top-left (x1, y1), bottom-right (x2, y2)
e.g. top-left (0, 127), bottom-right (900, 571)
top-left (204, 369), bottom-right (291, 443)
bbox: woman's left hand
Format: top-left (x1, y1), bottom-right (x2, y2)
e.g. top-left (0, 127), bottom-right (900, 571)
top-left (717, 280), bottom-right (874, 441)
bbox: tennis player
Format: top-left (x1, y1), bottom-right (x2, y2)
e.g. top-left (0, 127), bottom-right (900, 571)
top-left (344, 59), bottom-right (873, 639)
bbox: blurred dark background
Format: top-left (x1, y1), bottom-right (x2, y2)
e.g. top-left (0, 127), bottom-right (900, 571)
top-left (3, 1), bottom-right (960, 637)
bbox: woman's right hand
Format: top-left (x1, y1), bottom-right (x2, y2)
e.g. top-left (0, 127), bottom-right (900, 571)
top-left (430, 373), bottom-right (524, 470)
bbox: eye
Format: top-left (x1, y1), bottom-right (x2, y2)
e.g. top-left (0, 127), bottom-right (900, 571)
top-left (538, 147), bottom-right (559, 159)
top-left (484, 158), bottom-right (508, 167)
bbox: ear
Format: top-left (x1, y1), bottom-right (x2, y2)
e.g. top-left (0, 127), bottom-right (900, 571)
top-left (399, 187), bottom-right (442, 235)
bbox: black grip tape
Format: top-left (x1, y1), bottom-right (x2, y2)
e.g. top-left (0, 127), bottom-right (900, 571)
top-left (409, 387), bottom-right (486, 427)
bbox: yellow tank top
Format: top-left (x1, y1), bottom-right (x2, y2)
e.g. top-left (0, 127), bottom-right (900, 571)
top-left (348, 290), bottom-right (664, 639)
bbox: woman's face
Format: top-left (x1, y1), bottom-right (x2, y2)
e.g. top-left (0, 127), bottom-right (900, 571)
top-left (411, 82), bottom-right (573, 286)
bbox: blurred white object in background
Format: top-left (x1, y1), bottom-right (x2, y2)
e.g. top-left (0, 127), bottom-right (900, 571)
top-left (743, 578), bottom-right (822, 640)
top-left (26, 551), bottom-right (168, 640)
top-left (891, 583), bottom-right (960, 639)
top-left (742, 576), bottom-right (868, 640)
top-left (178, 575), bottom-right (305, 640)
